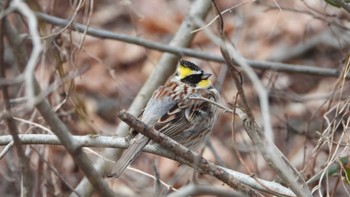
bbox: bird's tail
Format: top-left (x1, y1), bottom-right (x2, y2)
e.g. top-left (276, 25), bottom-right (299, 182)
top-left (107, 136), bottom-right (150, 178)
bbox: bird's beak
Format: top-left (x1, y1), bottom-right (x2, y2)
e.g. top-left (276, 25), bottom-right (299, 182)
top-left (202, 73), bottom-right (212, 80)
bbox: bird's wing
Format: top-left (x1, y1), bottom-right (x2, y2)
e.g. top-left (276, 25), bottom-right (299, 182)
top-left (154, 96), bottom-right (209, 140)
top-left (107, 87), bottom-right (178, 178)
top-left (154, 103), bottom-right (191, 138)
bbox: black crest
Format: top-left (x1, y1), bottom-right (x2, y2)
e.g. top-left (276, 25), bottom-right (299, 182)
top-left (179, 59), bottom-right (202, 72)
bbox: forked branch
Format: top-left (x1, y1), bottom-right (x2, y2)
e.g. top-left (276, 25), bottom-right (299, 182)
top-left (209, 1), bottom-right (312, 196)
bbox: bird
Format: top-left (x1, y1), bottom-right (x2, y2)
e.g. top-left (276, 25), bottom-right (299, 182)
top-left (108, 59), bottom-right (220, 178)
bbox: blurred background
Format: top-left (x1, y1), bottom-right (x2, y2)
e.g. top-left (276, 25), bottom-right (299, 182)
top-left (1, 0), bottom-right (350, 196)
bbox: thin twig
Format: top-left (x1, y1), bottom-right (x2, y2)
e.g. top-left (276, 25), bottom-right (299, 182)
top-left (189, 96), bottom-right (233, 113)
top-left (31, 148), bottom-right (81, 196)
top-left (188, 96), bottom-right (248, 120)
top-left (190, 0), bottom-right (256, 34)
top-left (24, 64), bottom-right (89, 108)
top-left (40, 0), bottom-right (85, 40)
top-left (35, 88), bottom-right (116, 197)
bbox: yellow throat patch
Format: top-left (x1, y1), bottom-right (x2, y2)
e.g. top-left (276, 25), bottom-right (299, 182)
top-left (197, 79), bottom-right (211, 88)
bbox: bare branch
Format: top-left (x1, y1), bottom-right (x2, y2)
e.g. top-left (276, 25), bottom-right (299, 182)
top-left (0, 134), bottom-right (128, 147)
top-left (4, 14), bottom-right (115, 197)
top-left (34, 13), bottom-right (349, 79)
top-left (204, 1), bottom-right (312, 196)
top-left (167, 184), bottom-right (247, 197)
top-left (0, 1), bottom-right (33, 195)
top-left (10, 0), bottom-right (42, 108)
top-left (34, 89), bottom-right (115, 197)
top-left (0, 133), bottom-right (296, 196)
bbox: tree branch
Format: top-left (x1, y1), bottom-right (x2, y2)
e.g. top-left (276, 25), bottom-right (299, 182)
top-left (4, 15), bottom-right (115, 197)
top-left (35, 85), bottom-right (115, 197)
top-left (1, 1), bottom-right (33, 196)
top-left (206, 2), bottom-right (311, 196)
top-left (34, 12), bottom-right (349, 79)
top-left (167, 184), bottom-right (246, 197)
top-left (0, 134), bottom-right (128, 147)
top-left (11, 0), bottom-right (43, 108)
top-left (0, 133), bottom-right (296, 196)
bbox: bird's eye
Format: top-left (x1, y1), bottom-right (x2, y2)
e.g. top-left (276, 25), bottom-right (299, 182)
top-left (187, 75), bottom-right (195, 80)
top-left (181, 74), bottom-right (202, 86)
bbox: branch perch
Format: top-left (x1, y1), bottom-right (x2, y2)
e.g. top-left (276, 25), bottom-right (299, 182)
top-left (0, 133), bottom-right (295, 196)
top-left (118, 111), bottom-right (297, 196)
